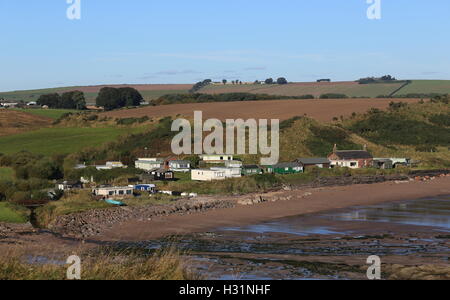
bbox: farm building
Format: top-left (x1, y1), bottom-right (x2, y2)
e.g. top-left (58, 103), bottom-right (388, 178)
top-left (151, 169), bottom-right (175, 181)
top-left (296, 158), bottom-right (331, 170)
top-left (328, 145), bottom-right (373, 169)
top-left (134, 184), bottom-right (157, 193)
top-left (92, 186), bottom-right (133, 198)
top-left (210, 167), bottom-right (242, 178)
top-left (200, 154), bottom-right (234, 163)
top-left (191, 169), bottom-right (226, 181)
top-left (267, 162), bottom-right (304, 174)
top-left (135, 158), bottom-right (164, 171)
top-left (373, 159), bottom-right (394, 169)
top-left (168, 160), bottom-right (191, 172)
top-left (242, 165), bottom-right (263, 175)
top-left (56, 181), bottom-right (82, 191)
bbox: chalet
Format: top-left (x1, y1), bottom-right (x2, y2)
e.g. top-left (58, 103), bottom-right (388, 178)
top-left (191, 169), bottom-right (226, 181)
top-left (134, 184), bottom-right (157, 193)
top-left (56, 181), bottom-right (82, 191)
top-left (168, 160), bottom-right (191, 172)
top-left (267, 162), bottom-right (304, 174)
top-left (200, 154), bottom-right (234, 164)
top-left (225, 160), bottom-right (243, 168)
top-left (135, 158), bottom-right (164, 171)
top-left (92, 186), bottom-right (133, 198)
top-left (242, 165), bottom-right (263, 176)
top-left (210, 167), bottom-right (242, 178)
top-left (328, 145), bottom-right (373, 169)
top-left (96, 161), bottom-right (125, 170)
top-left (151, 169), bottom-right (175, 181)
top-left (296, 158), bottom-right (331, 170)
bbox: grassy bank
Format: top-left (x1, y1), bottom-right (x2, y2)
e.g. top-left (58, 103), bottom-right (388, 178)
top-left (0, 126), bottom-right (144, 156)
top-left (0, 248), bottom-right (199, 280)
top-left (13, 109), bottom-right (79, 120)
top-left (0, 202), bottom-right (29, 223)
top-left (0, 167), bottom-right (14, 180)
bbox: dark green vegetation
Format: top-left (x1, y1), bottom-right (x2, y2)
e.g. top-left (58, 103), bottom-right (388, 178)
top-left (347, 99), bottom-right (450, 147)
top-left (0, 202), bottom-right (29, 223)
top-left (319, 93), bottom-right (348, 99)
top-left (13, 109), bottom-right (78, 120)
top-left (154, 92), bottom-right (314, 105)
top-left (305, 125), bottom-right (360, 157)
top-left (96, 87), bottom-right (143, 111)
top-left (37, 91), bottom-right (86, 110)
top-left (190, 79), bottom-right (212, 93)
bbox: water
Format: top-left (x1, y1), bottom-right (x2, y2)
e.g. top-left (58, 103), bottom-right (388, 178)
top-left (326, 195), bottom-right (450, 230)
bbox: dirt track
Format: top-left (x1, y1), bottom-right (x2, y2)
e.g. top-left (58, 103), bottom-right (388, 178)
top-left (103, 98), bottom-right (420, 122)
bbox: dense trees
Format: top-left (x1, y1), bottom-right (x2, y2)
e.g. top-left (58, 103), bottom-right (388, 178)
top-left (189, 79), bottom-right (212, 93)
top-left (37, 91), bottom-right (86, 109)
top-left (265, 78), bottom-right (274, 85)
top-left (96, 87), bottom-right (143, 111)
top-left (277, 77), bottom-right (288, 85)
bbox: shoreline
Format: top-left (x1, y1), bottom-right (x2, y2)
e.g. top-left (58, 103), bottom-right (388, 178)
top-left (99, 176), bottom-right (450, 242)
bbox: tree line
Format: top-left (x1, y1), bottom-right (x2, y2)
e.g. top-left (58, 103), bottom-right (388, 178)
top-left (37, 91), bottom-right (87, 110)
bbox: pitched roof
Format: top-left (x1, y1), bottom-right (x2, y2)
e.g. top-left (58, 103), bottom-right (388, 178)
top-left (272, 162), bottom-right (303, 168)
top-left (332, 150), bottom-right (373, 160)
top-left (296, 158), bottom-right (330, 165)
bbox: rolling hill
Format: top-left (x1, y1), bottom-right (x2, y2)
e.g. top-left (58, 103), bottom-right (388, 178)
top-left (2, 80), bottom-right (449, 105)
top-left (0, 84), bottom-right (192, 104)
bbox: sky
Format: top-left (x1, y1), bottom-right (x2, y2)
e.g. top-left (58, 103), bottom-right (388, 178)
top-left (0, 0), bottom-right (450, 91)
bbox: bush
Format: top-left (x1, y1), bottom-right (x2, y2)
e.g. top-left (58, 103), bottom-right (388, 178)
top-left (319, 93), bottom-right (348, 99)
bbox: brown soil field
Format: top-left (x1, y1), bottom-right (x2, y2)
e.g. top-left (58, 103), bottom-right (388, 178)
top-left (103, 98), bottom-right (420, 122)
top-left (71, 84), bottom-right (193, 94)
top-left (0, 110), bottom-right (52, 136)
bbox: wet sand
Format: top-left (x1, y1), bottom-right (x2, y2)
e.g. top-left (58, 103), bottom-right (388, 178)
top-left (100, 176), bottom-right (450, 242)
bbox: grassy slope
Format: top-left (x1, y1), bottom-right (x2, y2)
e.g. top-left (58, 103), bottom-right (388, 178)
top-left (0, 202), bottom-right (29, 223)
top-left (394, 80), bottom-right (450, 95)
top-left (13, 109), bottom-right (78, 120)
top-left (0, 168), bottom-right (14, 180)
top-left (0, 126), bottom-right (145, 156)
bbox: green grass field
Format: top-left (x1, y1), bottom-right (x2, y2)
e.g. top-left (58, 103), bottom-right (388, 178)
top-left (0, 126), bottom-right (145, 156)
top-left (0, 202), bottom-right (29, 223)
top-left (394, 80), bottom-right (450, 95)
top-left (13, 109), bottom-right (78, 120)
top-left (0, 168), bottom-right (14, 180)
top-left (201, 82), bottom-right (406, 98)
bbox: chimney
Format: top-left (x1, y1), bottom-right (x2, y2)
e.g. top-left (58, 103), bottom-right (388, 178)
top-left (363, 144), bottom-right (367, 151)
top-left (333, 144), bottom-right (337, 153)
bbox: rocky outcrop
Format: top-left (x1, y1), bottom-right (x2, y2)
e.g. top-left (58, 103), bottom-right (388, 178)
top-left (50, 198), bottom-right (234, 239)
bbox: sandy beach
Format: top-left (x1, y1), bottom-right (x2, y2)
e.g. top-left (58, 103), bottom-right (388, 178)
top-left (100, 176), bottom-right (450, 242)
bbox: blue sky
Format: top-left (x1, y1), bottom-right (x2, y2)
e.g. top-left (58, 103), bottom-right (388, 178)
top-left (0, 0), bottom-right (449, 91)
